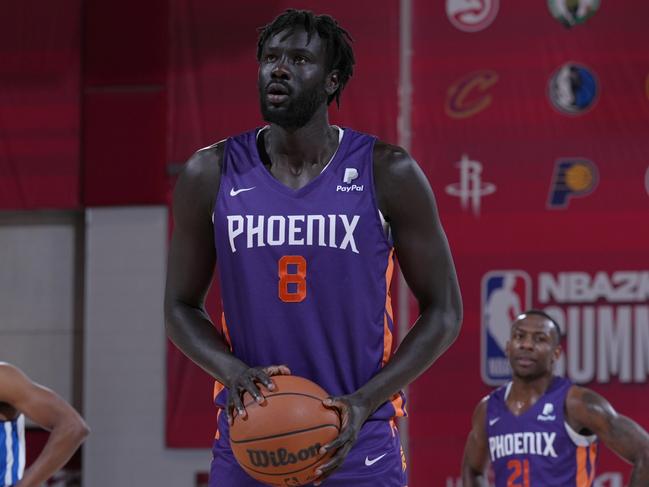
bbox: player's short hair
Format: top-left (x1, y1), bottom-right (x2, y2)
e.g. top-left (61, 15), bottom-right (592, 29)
top-left (257, 9), bottom-right (355, 107)
top-left (514, 309), bottom-right (562, 345)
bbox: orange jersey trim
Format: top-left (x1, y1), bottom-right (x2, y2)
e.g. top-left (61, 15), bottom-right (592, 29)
top-left (576, 443), bottom-right (597, 487)
top-left (382, 249), bottom-right (407, 418)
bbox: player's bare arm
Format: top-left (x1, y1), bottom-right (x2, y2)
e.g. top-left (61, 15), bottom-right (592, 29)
top-left (316, 142), bottom-right (463, 482)
top-left (566, 386), bottom-right (649, 487)
top-left (0, 363), bottom-right (88, 487)
top-left (165, 145), bottom-right (289, 421)
top-left (461, 397), bottom-right (490, 487)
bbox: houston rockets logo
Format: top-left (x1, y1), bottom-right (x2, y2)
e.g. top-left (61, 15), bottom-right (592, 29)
top-left (446, 0), bottom-right (499, 32)
top-left (446, 70), bottom-right (499, 119)
top-left (445, 154), bottom-right (496, 216)
top-left (547, 159), bottom-right (598, 209)
top-left (481, 271), bottom-right (532, 385)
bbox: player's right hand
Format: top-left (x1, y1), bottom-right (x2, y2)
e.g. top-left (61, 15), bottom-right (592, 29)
top-left (226, 364), bottom-right (291, 424)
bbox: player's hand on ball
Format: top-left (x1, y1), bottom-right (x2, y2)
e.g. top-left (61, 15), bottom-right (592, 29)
top-left (226, 364), bottom-right (291, 424)
top-left (313, 393), bottom-right (372, 485)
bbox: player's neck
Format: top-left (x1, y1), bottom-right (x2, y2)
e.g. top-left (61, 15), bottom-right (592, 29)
top-left (266, 110), bottom-right (338, 169)
top-left (509, 373), bottom-right (555, 405)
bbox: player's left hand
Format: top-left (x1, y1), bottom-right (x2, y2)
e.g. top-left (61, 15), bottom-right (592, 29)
top-left (313, 393), bottom-right (373, 485)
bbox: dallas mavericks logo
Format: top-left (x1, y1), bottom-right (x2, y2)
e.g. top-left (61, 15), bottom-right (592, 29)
top-left (481, 271), bottom-right (532, 385)
top-left (547, 0), bottom-right (601, 28)
top-left (548, 63), bottom-right (598, 115)
top-left (446, 0), bottom-right (499, 32)
top-left (547, 159), bottom-right (598, 208)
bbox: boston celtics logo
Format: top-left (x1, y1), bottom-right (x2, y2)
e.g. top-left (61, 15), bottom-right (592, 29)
top-left (548, 0), bottom-right (601, 28)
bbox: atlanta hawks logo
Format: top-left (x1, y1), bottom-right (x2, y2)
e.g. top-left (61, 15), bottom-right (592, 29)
top-left (446, 0), bottom-right (499, 32)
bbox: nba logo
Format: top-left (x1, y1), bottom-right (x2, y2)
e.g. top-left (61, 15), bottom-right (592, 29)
top-left (481, 271), bottom-right (532, 385)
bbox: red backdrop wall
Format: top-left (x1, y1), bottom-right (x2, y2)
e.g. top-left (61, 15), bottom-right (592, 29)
top-left (409, 1), bottom-right (649, 486)
top-left (0, 1), bottom-right (80, 209)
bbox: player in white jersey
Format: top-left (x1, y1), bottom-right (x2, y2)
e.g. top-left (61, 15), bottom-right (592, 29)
top-left (0, 363), bottom-right (88, 487)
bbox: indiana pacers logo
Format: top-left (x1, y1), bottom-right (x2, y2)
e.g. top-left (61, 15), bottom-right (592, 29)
top-left (548, 63), bottom-right (598, 115)
top-left (446, 70), bottom-right (499, 119)
top-left (547, 159), bottom-right (598, 208)
top-left (446, 0), bottom-right (499, 32)
top-left (548, 0), bottom-right (601, 28)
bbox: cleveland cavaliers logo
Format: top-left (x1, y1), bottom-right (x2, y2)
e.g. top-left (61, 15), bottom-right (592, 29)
top-left (446, 0), bottom-right (499, 32)
top-left (446, 70), bottom-right (499, 119)
top-left (247, 444), bottom-right (321, 467)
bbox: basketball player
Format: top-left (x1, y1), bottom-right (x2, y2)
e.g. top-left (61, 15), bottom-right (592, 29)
top-left (0, 362), bottom-right (89, 487)
top-left (461, 311), bottom-right (649, 486)
top-left (165, 9), bottom-right (462, 486)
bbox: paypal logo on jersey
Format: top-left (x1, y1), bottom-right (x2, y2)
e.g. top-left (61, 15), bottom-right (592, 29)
top-left (537, 403), bottom-right (557, 422)
top-left (481, 271), bottom-right (532, 385)
top-left (337, 167), bottom-right (364, 192)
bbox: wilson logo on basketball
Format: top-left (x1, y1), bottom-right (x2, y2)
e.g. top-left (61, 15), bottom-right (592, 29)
top-left (246, 444), bottom-right (322, 468)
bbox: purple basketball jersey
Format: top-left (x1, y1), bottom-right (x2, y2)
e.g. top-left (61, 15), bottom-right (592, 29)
top-left (487, 377), bottom-right (598, 487)
top-left (212, 127), bottom-right (405, 422)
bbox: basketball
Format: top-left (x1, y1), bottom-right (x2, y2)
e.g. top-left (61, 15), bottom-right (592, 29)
top-left (230, 375), bottom-right (341, 486)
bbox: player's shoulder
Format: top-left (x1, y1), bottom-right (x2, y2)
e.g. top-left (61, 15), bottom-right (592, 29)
top-left (372, 140), bottom-right (416, 175)
top-left (175, 139), bottom-right (226, 200)
top-left (184, 140), bottom-right (226, 181)
top-left (565, 384), bottom-right (602, 410)
top-left (471, 395), bottom-right (490, 430)
top-left (0, 362), bottom-right (20, 378)
top-left (0, 363), bottom-right (29, 393)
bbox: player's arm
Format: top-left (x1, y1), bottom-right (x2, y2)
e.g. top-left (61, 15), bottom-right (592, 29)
top-left (164, 145), bottom-right (286, 418)
top-left (462, 397), bottom-right (490, 487)
top-left (316, 143), bottom-right (462, 482)
top-left (0, 363), bottom-right (88, 487)
top-left (566, 386), bottom-right (649, 487)
top-left (353, 142), bottom-right (462, 412)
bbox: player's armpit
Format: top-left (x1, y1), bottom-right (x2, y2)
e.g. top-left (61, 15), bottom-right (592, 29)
top-left (461, 397), bottom-right (489, 487)
top-left (566, 386), bottom-right (649, 486)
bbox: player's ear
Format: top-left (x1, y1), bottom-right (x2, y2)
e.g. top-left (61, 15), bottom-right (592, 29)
top-left (553, 344), bottom-right (562, 361)
top-left (505, 340), bottom-right (512, 358)
top-left (325, 70), bottom-right (340, 96)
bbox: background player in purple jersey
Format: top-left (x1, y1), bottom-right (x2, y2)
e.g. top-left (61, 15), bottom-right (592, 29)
top-left (0, 362), bottom-right (88, 487)
top-left (165, 9), bottom-right (462, 486)
top-left (461, 311), bottom-right (649, 487)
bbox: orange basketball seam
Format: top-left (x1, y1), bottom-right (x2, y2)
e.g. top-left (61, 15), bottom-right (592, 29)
top-left (241, 392), bottom-right (328, 409)
top-left (231, 423), bottom-right (340, 444)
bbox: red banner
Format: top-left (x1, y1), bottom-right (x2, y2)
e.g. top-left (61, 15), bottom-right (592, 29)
top-left (0, 1), bottom-right (80, 210)
top-left (410, 1), bottom-right (649, 485)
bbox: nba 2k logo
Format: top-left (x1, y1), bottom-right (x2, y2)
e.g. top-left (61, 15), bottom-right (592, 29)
top-left (481, 271), bottom-right (532, 385)
top-left (445, 154), bottom-right (496, 216)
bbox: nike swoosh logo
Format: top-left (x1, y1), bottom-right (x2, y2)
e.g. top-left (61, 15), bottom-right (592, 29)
top-left (489, 417), bottom-right (500, 426)
top-left (230, 186), bottom-right (256, 196)
top-left (365, 453), bottom-right (387, 466)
